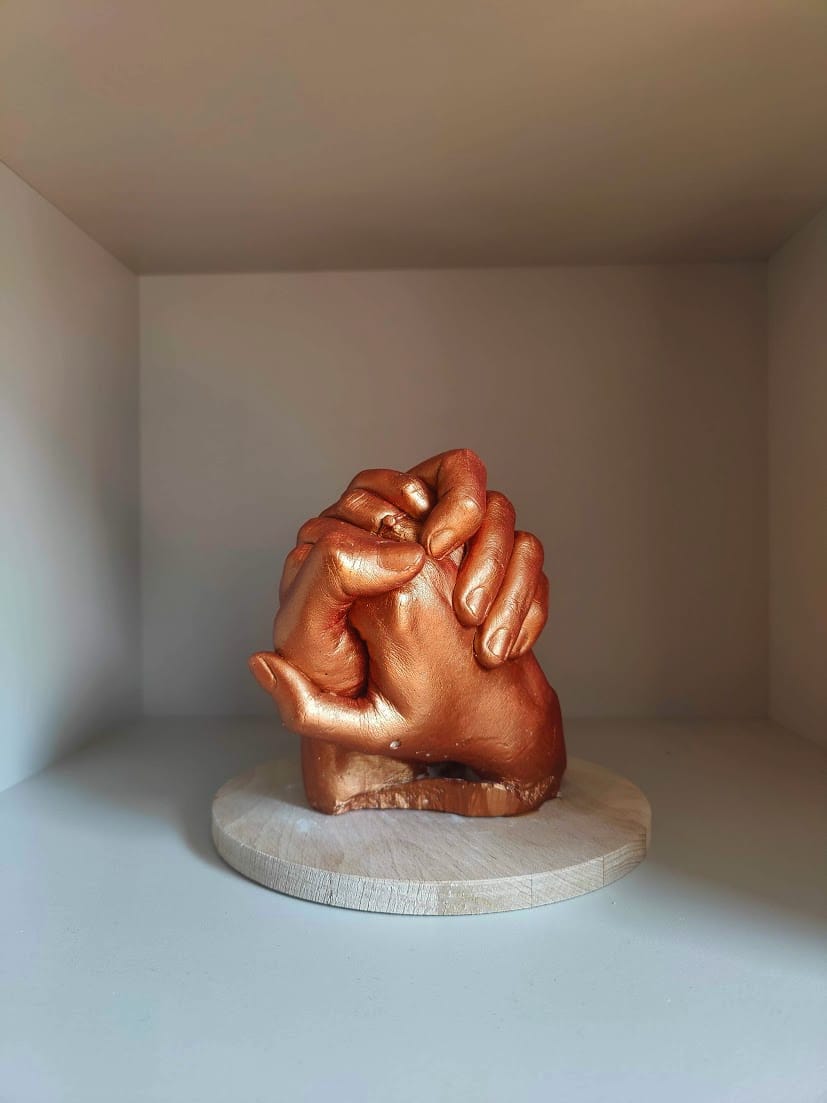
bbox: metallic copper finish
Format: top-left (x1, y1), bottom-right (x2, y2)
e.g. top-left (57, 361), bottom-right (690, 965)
top-left (250, 449), bottom-right (565, 816)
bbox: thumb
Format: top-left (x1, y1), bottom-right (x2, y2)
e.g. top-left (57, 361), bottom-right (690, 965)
top-left (248, 652), bottom-right (402, 754)
top-left (293, 517), bottom-right (427, 602)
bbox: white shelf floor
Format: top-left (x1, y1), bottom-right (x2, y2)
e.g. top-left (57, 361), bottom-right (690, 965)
top-left (1, 718), bottom-right (825, 1102)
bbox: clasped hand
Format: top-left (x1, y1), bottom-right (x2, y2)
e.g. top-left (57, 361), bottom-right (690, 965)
top-left (250, 449), bottom-right (565, 816)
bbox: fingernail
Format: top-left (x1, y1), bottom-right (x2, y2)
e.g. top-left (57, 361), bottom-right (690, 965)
top-left (428, 527), bottom-right (457, 559)
top-left (378, 541), bottom-right (421, 571)
top-left (487, 628), bottom-right (513, 660)
top-left (465, 585), bottom-right (488, 621)
top-left (249, 655), bottom-right (275, 692)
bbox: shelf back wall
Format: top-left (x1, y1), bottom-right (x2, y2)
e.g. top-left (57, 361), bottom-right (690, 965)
top-left (140, 267), bottom-right (768, 719)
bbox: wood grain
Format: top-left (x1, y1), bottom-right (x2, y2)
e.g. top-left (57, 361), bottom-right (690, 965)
top-left (211, 756), bottom-right (651, 915)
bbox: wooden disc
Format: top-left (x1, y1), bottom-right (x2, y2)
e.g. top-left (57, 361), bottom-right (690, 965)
top-left (211, 756), bottom-right (651, 915)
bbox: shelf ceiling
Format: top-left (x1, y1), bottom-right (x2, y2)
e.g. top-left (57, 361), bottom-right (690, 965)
top-left (2, 1), bottom-right (826, 273)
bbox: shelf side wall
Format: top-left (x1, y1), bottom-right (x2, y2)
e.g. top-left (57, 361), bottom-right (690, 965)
top-left (0, 164), bottom-right (141, 790)
top-left (769, 205), bottom-right (827, 746)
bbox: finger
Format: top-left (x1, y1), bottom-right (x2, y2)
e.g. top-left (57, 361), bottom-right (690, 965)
top-left (275, 518), bottom-right (422, 698)
top-left (296, 514), bottom-right (420, 551)
top-left (408, 448), bottom-right (487, 559)
top-left (452, 491), bottom-right (515, 627)
top-left (321, 489), bottom-right (420, 542)
top-left (510, 571), bottom-right (549, 658)
top-left (296, 515), bottom-right (383, 546)
top-left (280, 520), bottom-right (426, 636)
top-left (249, 652), bottom-right (404, 753)
top-left (475, 531), bottom-right (544, 668)
top-left (279, 542), bottom-right (312, 601)
top-left (347, 469), bottom-right (433, 518)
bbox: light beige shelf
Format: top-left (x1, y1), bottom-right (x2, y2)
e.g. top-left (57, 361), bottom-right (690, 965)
top-left (1, 717), bottom-right (824, 1101)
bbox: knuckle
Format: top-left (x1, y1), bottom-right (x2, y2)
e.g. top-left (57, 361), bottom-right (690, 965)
top-left (457, 493), bottom-right (485, 521)
top-left (317, 532), bottom-right (349, 571)
top-left (485, 554), bottom-right (508, 578)
top-left (284, 546), bottom-right (305, 571)
top-left (348, 468), bottom-right (375, 488)
top-left (341, 488), bottom-right (371, 512)
top-left (316, 530), bottom-right (338, 555)
top-left (500, 595), bottom-right (524, 621)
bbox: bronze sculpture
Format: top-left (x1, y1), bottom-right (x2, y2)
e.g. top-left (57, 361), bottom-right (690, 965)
top-left (250, 449), bottom-right (565, 816)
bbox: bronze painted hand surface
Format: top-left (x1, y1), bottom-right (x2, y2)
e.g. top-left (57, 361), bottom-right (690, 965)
top-left (250, 450), bottom-right (565, 816)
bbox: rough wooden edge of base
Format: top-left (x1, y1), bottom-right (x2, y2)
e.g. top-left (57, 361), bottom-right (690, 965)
top-left (211, 813), bottom-right (650, 917)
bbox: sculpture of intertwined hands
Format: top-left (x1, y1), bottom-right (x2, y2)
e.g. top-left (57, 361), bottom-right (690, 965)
top-left (250, 449), bottom-right (565, 816)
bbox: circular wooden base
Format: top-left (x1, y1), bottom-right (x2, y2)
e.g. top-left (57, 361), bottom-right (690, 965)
top-left (211, 756), bottom-right (650, 915)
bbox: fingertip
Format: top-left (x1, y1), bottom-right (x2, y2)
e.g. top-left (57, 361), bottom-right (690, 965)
top-left (425, 524), bottom-right (459, 559)
top-left (513, 529), bottom-right (545, 569)
top-left (424, 493), bottom-right (485, 558)
top-left (512, 591), bottom-right (548, 658)
top-left (453, 582), bottom-right (490, 627)
top-left (452, 589), bottom-right (475, 627)
top-left (249, 652), bottom-right (277, 692)
top-left (476, 625), bottom-right (516, 668)
top-left (376, 539), bottom-right (427, 574)
top-left (473, 631), bottom-right (506, 670)
top-left (249, 652), bottom-right (325, 735)
top-left (402, 477), bottom-right (433, 517)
